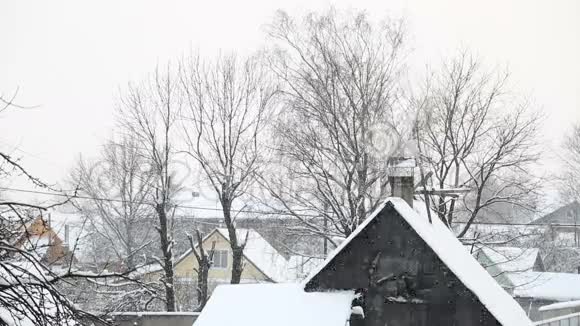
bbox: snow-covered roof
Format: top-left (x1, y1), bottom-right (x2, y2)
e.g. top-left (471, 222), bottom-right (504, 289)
top-left (193, 283), bottom-right (355, 326)
top-left (539, 300), bottom-right (580, 312)
top-left (216, 228), bottom-right (288, 282)
top-left (174, 228), bottom-right (289, 282)
top-left (472, 246), bottom-right (540, 278)
top-left (304, 197), bottom-right (533, 326)
top-left (512, 271), bottom-right (580, 301)
top-left (532, 201), bottom-right (580, 225)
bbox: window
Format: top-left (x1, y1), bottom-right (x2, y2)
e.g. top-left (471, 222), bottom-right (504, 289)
top-left (422, 258), bottom-right (435, 275)
top-left (211, 250), bottom-right (228, 269)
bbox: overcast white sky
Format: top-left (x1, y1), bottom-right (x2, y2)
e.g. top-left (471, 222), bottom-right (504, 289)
top-left (0, 0), bottom-right (578, 201)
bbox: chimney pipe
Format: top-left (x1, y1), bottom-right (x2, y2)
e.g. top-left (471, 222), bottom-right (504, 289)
top-left (387, 157), bottom-right (416, 208)
top-left (64, 224), bottom-right (70, 248)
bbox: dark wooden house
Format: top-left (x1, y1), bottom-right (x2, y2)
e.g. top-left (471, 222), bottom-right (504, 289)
top-left (195, 161), bottom-right (532, 326)
top-left (303, 197), bottom-right (532, 326)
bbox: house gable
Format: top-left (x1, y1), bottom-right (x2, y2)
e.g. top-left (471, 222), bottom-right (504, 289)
top-left (472, 248), bottom-right (516, 292)
top-left (173, 229), bottom-right (272, 283)
top-left (304, 198), bottom-right (532, 326)
top-left (534, 254), bottom-right (545, 272)
top-left (470, 246), bottom-right (545, 292)
top-left (14, 216), bottom-right (71, 265)
top-left (306, 202), bottom-right (500, 325)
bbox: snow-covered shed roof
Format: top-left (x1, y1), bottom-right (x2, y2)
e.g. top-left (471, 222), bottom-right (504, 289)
top-left (512, 271), bottom-right (580, 301)
top-left (175, 228), bottom-right (289, 282)
top-left (477, 246), bottom-right (540, 274)
top-left (193, 283), bottom-right (355, 326)
top-left (470, 246), bottom-right (542, 282)
top-left (304, 197), bottom-right (533, 326)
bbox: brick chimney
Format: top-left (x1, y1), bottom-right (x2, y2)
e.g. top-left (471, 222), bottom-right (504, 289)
top-left (387, 157), bottom-right (416, 208)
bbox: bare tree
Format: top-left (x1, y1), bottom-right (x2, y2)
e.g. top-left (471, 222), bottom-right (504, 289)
top-left (187, 229), bottom-right (215, 311)
top-left (415, 52), bottom-right (541, 237)
top-left (0, 89), bottom-right (52, 196)
top-left (180, 53), bottom-right (276, 284)
top-left (262, 9), bottom-right (411, 243)
top-left (118, 67), bottom-right (181, 311)
top-left (0, 93), bottom-right (135, 325)
top-left (71, 135), bottom-right (156, 271)
top-left (560, 123), bottom-right (580, 203)
top-left (0, 91), bottom-right (75, 325)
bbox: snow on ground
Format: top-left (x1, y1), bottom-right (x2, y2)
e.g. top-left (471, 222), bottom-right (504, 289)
top-left (193, 283), bottom-right (354, 326)
top-left (304, 197), bottom-right (533, 326)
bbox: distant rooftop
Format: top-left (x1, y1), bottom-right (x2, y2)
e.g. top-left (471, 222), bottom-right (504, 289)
top-left (532, 201), bottom-right (580, 225)
top-left (512, 271), bottom-right (580, 302)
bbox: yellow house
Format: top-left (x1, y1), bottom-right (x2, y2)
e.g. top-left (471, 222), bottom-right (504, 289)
top-left (144, 228), bottom-right (290, 284)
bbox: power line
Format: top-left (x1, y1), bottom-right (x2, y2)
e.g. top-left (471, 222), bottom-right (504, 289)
top-left (0, 186), bottom-right (320, 218)
top-left (2, 186), bottom-right (578, 228)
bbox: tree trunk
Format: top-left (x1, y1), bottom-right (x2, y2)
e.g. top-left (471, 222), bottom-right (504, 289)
top-left (125, 221), bottom-right (135, 271)
top-left (196, 263), bottom-right (210, 311)
top-left (190, 230), bottom-right (214, 311)
top-left (221, 197), bottom-right (244, 284)
top-left (356, 157), bottom-right (368, 229)
top-left (230, 245), bottom-right (244, 284)
top-left (156, 203), bottom-right (176, 311)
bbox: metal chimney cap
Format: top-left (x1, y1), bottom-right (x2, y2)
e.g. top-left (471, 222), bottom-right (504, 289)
top-left (387, 157), bottom-right (416, 177)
